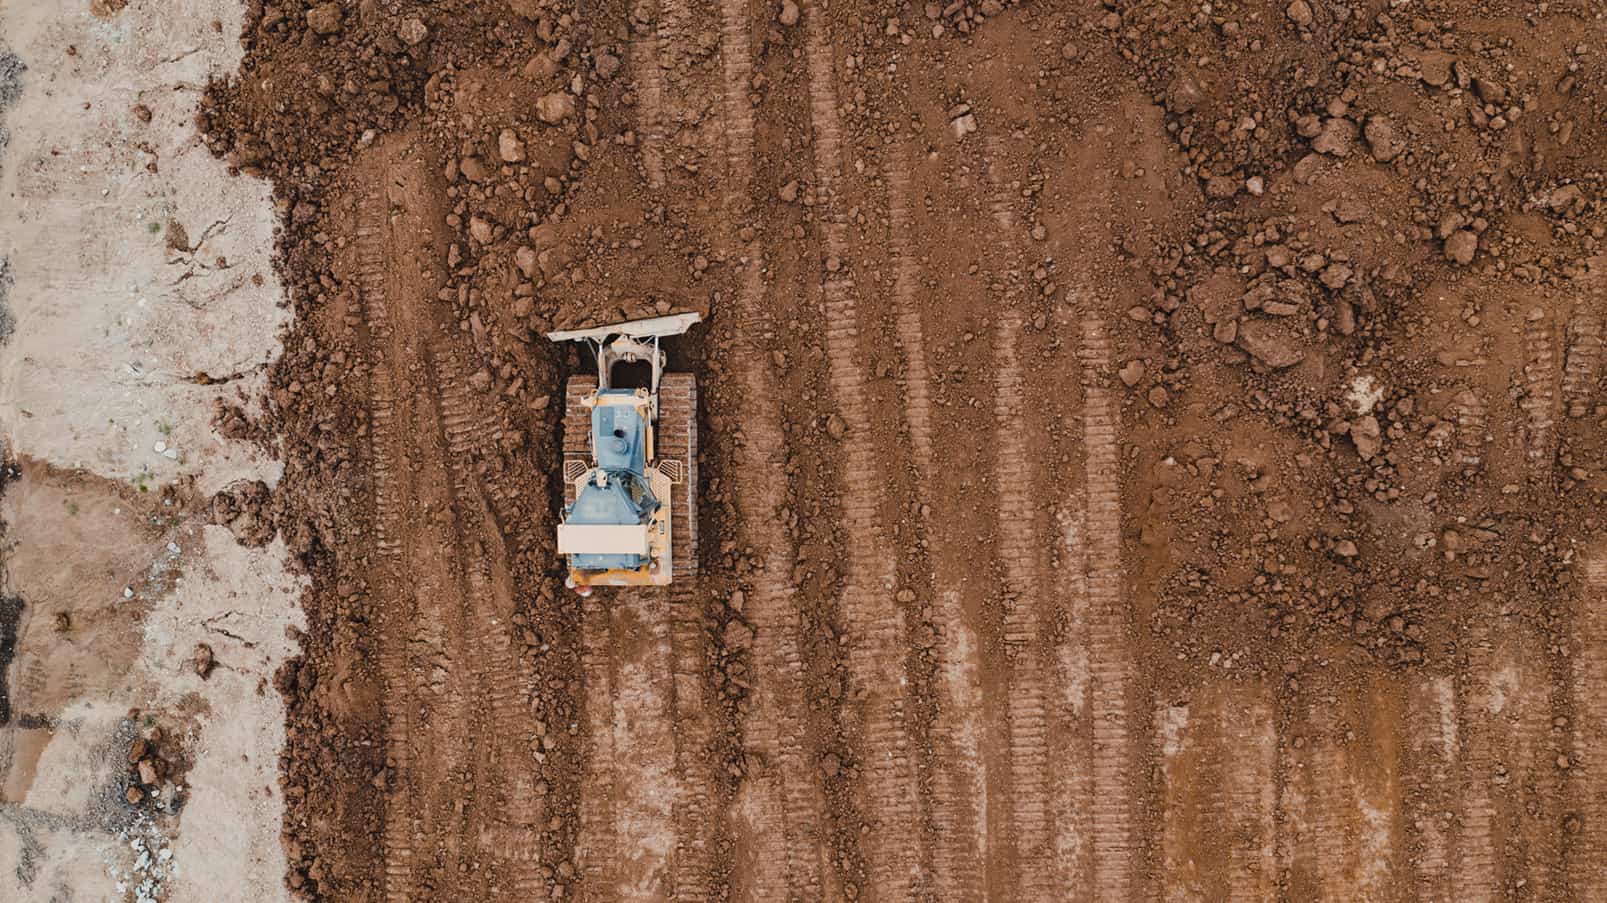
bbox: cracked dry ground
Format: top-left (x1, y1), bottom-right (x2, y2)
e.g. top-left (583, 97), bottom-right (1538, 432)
top-left (201, 0), bottom-right (1607, 900)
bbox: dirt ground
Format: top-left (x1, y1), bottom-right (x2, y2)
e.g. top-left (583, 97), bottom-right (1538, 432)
top-left (7, 0), bottom-right (1607, 900)
top-left (0, 1), bottom-right (301, 901)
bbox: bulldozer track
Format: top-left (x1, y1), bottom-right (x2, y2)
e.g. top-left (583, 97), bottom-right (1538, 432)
top-left (804, 5), bottom-right (919, 897)
top-left (1076, 306), bottom-right (1138, 900)
top-left (1522, 311), bottom-right (1560, 480)
top-left (1404, 676), bottom-right (1456, 899)
top-left (1563, 309), bottom-right (1603, 418)
top-left (887, 149), bottom-right (987, 902)
top-left (1574, 547), bottom-right (1607, 899)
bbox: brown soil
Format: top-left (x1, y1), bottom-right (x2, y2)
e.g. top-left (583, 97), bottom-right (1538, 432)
top-left (200, 0), bottom-right (1607, 899)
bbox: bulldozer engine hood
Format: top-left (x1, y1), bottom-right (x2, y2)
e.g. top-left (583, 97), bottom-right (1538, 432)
top-left (592, 392), bottom-right (649, 474)
top-left (564, 471), bottom-right (660, 571)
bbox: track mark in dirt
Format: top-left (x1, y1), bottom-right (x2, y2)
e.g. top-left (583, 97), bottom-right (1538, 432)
top-left (803, 4), bottom-right (917, 896)
top-left (1158, 684), bottom-right (1276, 902)
top-left (1051, 504), bottom-right (1092, 896)
top-left (887, 151), bottom-right (987, 901)
top-left (1404, 676), bottom-right (1457, 899)
top-left (1574, 546), bottom-right (1607, 900)
top-left (1282, 702), bottom-right (1362, 899)
top-left (1563, 309), bottom-right (1603, 418)
top-left (1521, 310), bottom-right (1560, 481)
top-left (630, 0), bottom-right (669, 190)
top-left (578, 591), bottom-right (621, 898)
top-left (1454, 623), bottom-right (1501, 903)
top-left (668, 586), bottom-right (714, 901)
top-left (1453, 388), bottom-right (1490, 476)
top-left (1075, 306), bottom-right (1137, 900)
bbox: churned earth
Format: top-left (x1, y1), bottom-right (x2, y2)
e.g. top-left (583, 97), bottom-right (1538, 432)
top-left (6, 0), bottom-right (1607, 900)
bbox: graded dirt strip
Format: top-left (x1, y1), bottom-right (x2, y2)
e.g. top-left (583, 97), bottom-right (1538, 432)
top-left (1075, 303), bottom-right (1138, 900)
top-left (1281, 701), bottom-right (1360, 898)
top-left (1574, 546), bottom-right (1607, 899)
top-left (1403, 675), bottom-right (1457, 899)
top-left (577, 589), bottom-right (685, 902)
top-left (887, 149), bottom-right (987, 901)
top-left (354, 160), bottom-right (484, 901)
top-left (714, 0), bottom-right (828, 894)
top-left (668, 585), bottom-right (715, 903)
top-left (1051, 501), bottom-right (1093, 895)
top-left (803, 5), bottom-right (919, 897)
top-left (983, 142), bottom-right (1054, 901)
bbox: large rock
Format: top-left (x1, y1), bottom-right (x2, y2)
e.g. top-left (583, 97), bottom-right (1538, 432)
top-left (537, 92), bottom-right (575, 125)
top-left (1364, 115), bottom-right (1403, 162)
top-left (1444, 230), bottom-right (1478, 265)
top-left (1235, 318), bottom-right (1305, 368)
top-left (306, 2), bottom-right (343, 34)
top-left (1312, 117), bottom-right (1358, 156)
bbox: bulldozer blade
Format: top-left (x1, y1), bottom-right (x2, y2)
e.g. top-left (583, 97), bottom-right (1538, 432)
top-left (545, 312), bottom-right (702, 344)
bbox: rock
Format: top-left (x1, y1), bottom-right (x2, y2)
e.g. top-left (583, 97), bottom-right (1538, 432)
top-left (398, 17), bottom-right (429, 45)
top-left (1334, 539), bottom-right (1359, 558)
top-left (1364, 115), bottom-right (1402, 162)
top-left (1333, 199), bottom-right (1369, 223)
top-left (825, 413), bottom-right (846, 439)
top-left (131, 103), bottom-right (152, 123)
top-left (1147, 386), bottom-right (1170, 408)
top-left (1235, 319), bottom-right (1305, 368)
top-left (306, 2), bottom-right (343, 34)
top-left (1418, 51), bottom-right (1454, 88)
top-left (594, 53), bottom-right (621, 79)
top-left (1205, 175), bottom-right (1239, 199)
top-left (469, 217), bottom-right (494, 244)
top-left (125, 785), bottom-right (145, 804)
top-left (1286, 0), bottom-right (1313, 26)
top-left (1444, 230), bottom-right (1477, 265)
top-left (1320, 263), bottom-right (1353, 290)
top-left (1213, 318), bottom-right (1238, 343)
top-left (1351, 414), bottom-right (1381, 459)
top-left (951, 113), bottom-right (977, 140)
top-left (138, 759), bottom-right (159, 786)
top-left (537, 92), bottom-right (576, 125)
top-left (1312, 117), bottom-right (1357, 156)
top-left (778, 0), bottom-right (800, 26)
top-left (193, 643), bottom-right (216, 679)
top-left (819, 752), bottom-right (841, 778)
top-left (1166, 73), bottom-right (1204, 114)
top-left (1473, 77), bottom-right (1507, 105)
top-left (499, 129), bottom-right (526, 163)
top-left (1245, 175), bottom-right (1265, 196)
top-left (778, 180), bottom-right (800, 203)
top-left (1119, 359), bottom-right (1146, 387)
top-left (459, 157), bottom-right (489, 182)
top-left (515, 246), bottom-right (538, 279)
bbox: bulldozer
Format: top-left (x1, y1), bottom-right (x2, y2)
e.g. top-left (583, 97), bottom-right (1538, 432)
top-left (547, 314), bottom-right (700, 595)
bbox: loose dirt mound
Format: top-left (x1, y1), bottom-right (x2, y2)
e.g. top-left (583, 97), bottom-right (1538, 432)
top-left (205, 0), bottom-right (1607, 899)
